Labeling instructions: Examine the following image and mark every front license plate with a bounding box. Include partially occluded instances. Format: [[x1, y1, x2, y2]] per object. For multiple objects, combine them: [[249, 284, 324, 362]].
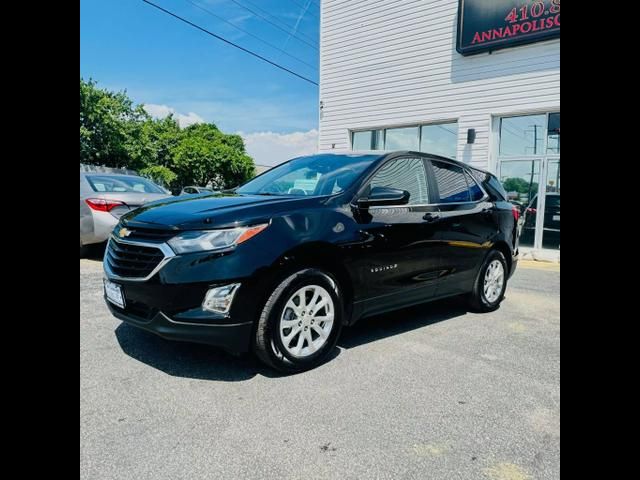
[[104, 279, 125, 308]]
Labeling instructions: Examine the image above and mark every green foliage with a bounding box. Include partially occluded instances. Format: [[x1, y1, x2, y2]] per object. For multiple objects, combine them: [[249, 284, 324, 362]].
[[503, 177, 538, 196], [138, 165, 178, 188], [139, 115, 182, 168], [80, 78, 149, 169], [80, 78, 255, 189], [172, 124, 255, 188]]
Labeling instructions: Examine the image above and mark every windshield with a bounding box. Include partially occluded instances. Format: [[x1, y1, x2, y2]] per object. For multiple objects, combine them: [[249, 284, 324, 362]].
[[236, 154, 380, 196], [87, 175, 165, 194]]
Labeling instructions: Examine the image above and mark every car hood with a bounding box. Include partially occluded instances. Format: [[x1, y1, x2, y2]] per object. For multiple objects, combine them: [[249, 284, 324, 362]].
[[121, 193, 321, 230]]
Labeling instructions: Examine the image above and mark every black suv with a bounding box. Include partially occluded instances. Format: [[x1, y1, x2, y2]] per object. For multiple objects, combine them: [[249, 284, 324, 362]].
[[103, 152, 520, 372]]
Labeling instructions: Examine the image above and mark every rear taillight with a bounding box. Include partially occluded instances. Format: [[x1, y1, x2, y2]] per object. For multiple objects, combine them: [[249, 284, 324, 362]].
[[512, 205, 520, 222], [85, 198, 124, 212]]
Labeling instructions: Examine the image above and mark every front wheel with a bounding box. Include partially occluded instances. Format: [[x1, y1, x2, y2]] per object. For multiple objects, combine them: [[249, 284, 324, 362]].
[[467, 250, 508, 312], [254, 268, 343, 373]]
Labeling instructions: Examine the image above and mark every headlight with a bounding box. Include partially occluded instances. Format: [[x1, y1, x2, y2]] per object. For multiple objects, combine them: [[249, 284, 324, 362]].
[[167, 223, 269, 254]]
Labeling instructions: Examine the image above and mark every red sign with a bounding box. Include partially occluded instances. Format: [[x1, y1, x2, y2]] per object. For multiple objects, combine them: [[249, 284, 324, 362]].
[[457, 0, 561, 56]]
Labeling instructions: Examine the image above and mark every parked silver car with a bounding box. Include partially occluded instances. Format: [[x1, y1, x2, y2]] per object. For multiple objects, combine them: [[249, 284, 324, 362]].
[[80, 172, 170, 256], [180, 186, 216, 195]]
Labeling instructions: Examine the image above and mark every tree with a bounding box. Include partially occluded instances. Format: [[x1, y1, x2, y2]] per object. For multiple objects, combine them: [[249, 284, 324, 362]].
[[138, 165, 177, 188], [139, 115, 181, 168], [503, 177, 538, 195], [171, 124, 255, 188], [80, 78, 149, 169], [80, 78, 255, 189]]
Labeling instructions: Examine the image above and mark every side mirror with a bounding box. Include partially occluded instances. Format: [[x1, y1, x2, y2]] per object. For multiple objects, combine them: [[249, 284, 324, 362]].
[[358, 186, 410, 208]]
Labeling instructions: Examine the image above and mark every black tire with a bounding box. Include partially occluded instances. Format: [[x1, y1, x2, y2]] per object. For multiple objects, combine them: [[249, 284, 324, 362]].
[[467, 249, 508, 312], [254, 268, 343, 373], [80, 241, 89, 258]]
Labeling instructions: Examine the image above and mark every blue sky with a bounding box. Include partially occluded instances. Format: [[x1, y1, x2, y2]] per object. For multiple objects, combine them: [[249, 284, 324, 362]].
[[80, 0, 321, 165]]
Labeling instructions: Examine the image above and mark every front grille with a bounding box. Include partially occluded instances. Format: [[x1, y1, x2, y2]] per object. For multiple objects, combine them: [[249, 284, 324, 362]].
[[121, 227, 177, 242], [106, 239, 165, 278]]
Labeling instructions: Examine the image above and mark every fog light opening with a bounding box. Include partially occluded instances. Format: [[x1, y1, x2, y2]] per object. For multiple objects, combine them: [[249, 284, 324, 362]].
[[202, 283, 241, 314]]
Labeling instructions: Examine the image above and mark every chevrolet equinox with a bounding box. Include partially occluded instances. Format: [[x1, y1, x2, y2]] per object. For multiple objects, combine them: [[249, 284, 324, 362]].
[[103, 152, 520, 372]]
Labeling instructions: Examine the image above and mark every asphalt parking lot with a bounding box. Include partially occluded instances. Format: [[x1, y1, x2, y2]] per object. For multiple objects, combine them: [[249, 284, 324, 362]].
[[81, 257, 559, 480]]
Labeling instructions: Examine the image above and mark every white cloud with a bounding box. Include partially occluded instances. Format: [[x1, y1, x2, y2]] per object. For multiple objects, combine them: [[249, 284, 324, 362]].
[[240, 129, 318, 167], [143, 103, 205, 128]]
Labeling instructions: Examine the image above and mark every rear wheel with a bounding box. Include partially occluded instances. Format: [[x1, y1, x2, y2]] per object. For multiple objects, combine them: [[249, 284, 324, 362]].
[[467, 250, 508, 312], [254, 268, 343, 373]]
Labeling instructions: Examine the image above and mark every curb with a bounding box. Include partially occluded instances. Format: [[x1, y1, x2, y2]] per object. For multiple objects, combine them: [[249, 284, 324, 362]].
[[518, 259, 560, 270]]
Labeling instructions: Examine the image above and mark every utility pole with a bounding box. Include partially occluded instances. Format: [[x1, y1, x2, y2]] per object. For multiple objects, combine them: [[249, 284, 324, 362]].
[[523, 124, 540, 155], [522, 124, 541, 201]]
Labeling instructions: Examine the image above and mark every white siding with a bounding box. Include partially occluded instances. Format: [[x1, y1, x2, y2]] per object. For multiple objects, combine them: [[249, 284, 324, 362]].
[[318, 0, 560, 171]]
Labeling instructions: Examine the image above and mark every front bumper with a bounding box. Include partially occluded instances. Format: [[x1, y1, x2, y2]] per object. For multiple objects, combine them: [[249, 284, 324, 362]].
[[107, 301, 253, 354], [102, 227, 289, 353]]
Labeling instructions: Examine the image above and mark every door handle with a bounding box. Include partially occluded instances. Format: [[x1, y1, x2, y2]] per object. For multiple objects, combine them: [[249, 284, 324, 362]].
[[423, 212, 441, 223], [481, 206, 493, 215]]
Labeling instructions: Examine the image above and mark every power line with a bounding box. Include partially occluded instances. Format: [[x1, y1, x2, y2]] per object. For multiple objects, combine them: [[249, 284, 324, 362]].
[[141, 0, 318, 86], [238, 0, 319, 44], [281, 0, 313, 53], [184, 0, 317, 71], [287, 0, 319, 19], [227, 0, 319, 49]]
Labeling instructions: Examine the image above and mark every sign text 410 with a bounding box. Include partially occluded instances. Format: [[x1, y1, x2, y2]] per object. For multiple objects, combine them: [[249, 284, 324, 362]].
[[505, 0, 560, 24]]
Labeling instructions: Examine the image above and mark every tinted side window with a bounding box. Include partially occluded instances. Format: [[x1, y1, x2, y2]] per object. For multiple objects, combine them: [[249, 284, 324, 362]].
[[468, 167, 507, 201], [486, 175, 507, 201], [465, 172, 484, 201], [370, 157, 429, 205], [431, 161, 470, 203]]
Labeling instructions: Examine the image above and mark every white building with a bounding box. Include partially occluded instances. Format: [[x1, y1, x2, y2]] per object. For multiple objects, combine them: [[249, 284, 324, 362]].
[[318, 0, 560, 257]]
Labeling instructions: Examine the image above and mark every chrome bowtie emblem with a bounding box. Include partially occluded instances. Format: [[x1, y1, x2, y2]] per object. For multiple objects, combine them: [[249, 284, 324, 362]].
[[118, 227, 132, 238]]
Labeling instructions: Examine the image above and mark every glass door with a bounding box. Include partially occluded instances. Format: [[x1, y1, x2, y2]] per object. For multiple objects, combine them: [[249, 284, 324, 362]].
[[497, 112, 560, 251], [499, 160, 540, 247], [540, 158, 560, 249]]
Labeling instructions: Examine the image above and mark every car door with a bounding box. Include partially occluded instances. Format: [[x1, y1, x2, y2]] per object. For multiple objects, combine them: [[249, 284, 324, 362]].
[[349, 156, 441, 317], [427, 159, 497, 296]]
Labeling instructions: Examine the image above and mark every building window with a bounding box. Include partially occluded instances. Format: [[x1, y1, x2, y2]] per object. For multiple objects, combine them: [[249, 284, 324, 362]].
[[385, 126, 419, 151], [352, 129, 384, 150], [499, 114, 546, 156], [547, 113, 560, 154], [351, 121, 458, 158], [420, 123, 458, 159]]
